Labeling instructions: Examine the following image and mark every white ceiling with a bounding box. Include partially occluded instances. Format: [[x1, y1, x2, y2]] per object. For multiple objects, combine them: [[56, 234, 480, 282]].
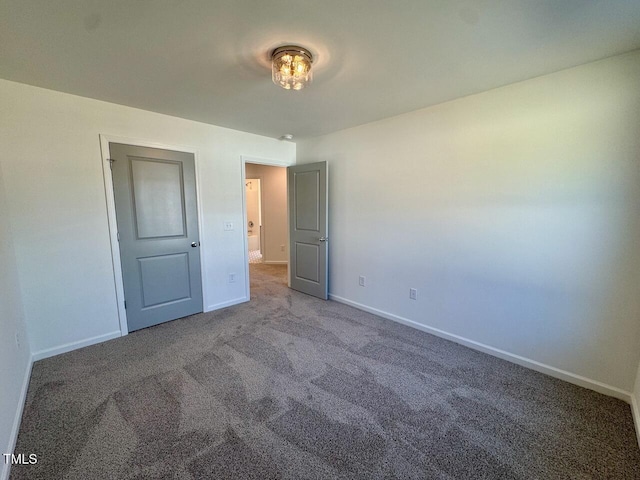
[[2, 1, 640, 139]]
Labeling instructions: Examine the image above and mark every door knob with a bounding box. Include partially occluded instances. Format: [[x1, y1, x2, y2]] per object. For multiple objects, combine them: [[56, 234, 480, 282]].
[[319, 237, 328, 242], [191, 242, 199, 247]]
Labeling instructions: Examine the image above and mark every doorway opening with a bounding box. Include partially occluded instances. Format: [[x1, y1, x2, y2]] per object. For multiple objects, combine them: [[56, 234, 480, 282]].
[[244, 162, 288, 269], [241, 157, 328, 301]]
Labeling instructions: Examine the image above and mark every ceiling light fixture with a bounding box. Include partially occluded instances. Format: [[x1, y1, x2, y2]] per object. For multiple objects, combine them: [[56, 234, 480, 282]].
[[271, 45, 313, 90]]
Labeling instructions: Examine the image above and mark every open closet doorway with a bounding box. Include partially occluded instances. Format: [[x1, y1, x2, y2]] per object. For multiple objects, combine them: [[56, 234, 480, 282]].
[[244, 162, 288, 269]]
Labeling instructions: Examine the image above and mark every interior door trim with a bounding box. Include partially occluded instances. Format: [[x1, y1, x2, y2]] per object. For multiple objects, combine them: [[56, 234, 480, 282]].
[[100, 134, 206, 337]]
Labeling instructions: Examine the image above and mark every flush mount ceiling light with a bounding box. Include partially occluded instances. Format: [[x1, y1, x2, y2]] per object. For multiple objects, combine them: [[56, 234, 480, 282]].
[[271, 45, 313, 90]]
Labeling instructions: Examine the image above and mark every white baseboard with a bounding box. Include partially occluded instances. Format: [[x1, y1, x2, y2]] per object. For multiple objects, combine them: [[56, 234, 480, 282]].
[[31, 331, 122, 362], [263, 261, 288, 265], [329, 294, 632, 403], [205, 296, 248, 312], [632, 394, 640, 448], [1, 354, 33, 480]]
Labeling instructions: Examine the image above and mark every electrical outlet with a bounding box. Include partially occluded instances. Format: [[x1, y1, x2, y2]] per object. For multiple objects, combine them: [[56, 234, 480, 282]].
[[280, 244, 285, 252], [228, 273, 236, 283], [224, 221, 234, 231], [409, 288, 418, 300], [359, 275, 366, 287], [15, 332, 21, 349]]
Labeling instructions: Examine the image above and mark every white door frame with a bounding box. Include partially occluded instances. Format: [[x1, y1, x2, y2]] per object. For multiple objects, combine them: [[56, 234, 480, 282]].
[[100, 134, 207, 336], [241, 155, 294, 301]]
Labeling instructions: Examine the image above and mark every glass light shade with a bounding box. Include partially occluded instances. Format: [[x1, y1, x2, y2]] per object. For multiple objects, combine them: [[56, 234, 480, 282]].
[[271, 46, 313, 90]]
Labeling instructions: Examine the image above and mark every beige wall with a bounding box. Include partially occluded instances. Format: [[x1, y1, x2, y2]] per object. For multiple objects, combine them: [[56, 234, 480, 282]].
[[245, 163, 288, 263], [298, 50, 640, 394]]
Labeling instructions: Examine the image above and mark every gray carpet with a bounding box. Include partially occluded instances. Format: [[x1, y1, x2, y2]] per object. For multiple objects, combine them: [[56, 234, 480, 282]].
[[11, 264, 640, 479]]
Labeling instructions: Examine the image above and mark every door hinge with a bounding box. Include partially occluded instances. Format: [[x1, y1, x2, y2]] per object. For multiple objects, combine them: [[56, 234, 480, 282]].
[[117, 231, 120, 242], [107, 158, 115, 170], [124, 300, 127, 309]]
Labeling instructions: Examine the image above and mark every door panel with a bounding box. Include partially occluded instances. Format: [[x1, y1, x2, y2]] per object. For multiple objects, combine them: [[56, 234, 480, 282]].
[[130, 158, 186, 238], [138, 253, 191, 308], [288, 162, 328, 299], [294, 171, 320, 231], [110, 143, 203, 332], [295, 243, 319, 282]]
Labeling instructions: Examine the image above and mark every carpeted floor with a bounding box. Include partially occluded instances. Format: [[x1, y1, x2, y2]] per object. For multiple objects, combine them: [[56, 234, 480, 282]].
[[11, 264, 640, 479]]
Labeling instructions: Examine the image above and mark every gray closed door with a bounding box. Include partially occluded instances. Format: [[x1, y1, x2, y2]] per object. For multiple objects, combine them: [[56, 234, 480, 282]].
[[110, 143, 203, 332], [288, 161, 328, 299]]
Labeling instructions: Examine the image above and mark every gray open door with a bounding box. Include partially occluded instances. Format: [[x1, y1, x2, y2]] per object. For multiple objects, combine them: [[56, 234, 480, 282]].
[[288, 161, 328, 299], [110, 143, 203, 332]]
